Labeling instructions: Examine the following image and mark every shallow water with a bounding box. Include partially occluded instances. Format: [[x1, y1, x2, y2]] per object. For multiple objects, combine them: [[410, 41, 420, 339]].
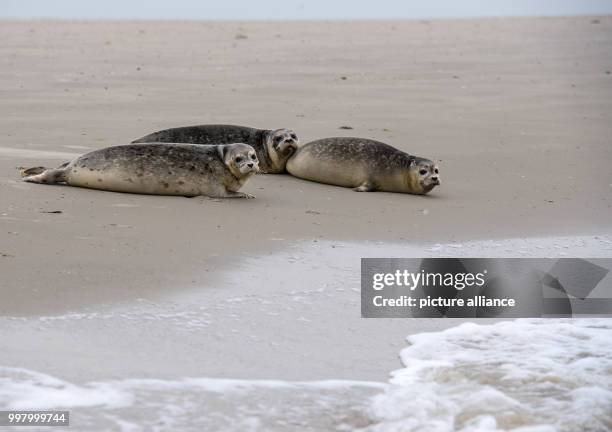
[[1, 319, 610, 431], [1, 235, 611, 431], [0, 368, 383, 431]]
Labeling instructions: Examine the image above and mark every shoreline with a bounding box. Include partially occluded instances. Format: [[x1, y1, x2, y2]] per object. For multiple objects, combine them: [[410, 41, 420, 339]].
[[3, 229, 612, 316], [1, 12, 611, 383], [1, 234, 610, 385]]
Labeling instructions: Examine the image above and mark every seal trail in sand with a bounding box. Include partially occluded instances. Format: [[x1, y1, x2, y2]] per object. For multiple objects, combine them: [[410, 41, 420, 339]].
[[20, 143, 259, 198], [132, 124, 299, 174], [286, 137, 440, 195]]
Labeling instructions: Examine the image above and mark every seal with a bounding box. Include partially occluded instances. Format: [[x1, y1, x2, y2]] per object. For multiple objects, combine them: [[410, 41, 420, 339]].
[[286, 137, 440, 195], [20, 143, 259, 198], [132, 124, 298, 174]]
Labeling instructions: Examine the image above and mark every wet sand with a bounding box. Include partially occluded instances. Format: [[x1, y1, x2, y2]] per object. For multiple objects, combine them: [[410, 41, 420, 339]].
[[1, 235, 610, 384]]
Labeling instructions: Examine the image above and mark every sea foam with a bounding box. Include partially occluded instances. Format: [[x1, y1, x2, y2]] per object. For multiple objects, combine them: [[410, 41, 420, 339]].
[[366, 319, 612, 432]]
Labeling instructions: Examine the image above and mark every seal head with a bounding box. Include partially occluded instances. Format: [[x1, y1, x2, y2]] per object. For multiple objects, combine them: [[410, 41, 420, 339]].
[[262, 128, 299, 173], [408, 158, 441, 195], [219, 143, 260, 180]]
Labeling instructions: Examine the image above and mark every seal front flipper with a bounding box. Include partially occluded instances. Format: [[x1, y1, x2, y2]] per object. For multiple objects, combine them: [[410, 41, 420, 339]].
[[219, 191, 256, 199], [354, 182, 376, 192]]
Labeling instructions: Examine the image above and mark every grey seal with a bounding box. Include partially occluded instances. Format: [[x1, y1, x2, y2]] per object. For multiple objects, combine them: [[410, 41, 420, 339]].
[[286, 137, 440, 195], [20, 143, 259, 198], [132, 124, 298, 174]]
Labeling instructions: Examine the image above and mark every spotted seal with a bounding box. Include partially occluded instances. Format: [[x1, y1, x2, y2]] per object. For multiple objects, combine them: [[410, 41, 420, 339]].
[[286, 137, 440, 194], [132, 124, 298, 174], [21, 143, 259, 198]]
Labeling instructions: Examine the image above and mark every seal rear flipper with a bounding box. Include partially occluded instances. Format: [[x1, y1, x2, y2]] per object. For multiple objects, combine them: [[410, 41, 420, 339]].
[[22, 168, 67, 184], [20, 161, 69, 178], [19, 166, 47, 177]]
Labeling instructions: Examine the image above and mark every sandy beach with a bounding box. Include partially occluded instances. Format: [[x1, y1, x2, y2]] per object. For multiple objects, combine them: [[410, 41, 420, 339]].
[[1, 16, 611, 313], [1, 16, 612, 431]]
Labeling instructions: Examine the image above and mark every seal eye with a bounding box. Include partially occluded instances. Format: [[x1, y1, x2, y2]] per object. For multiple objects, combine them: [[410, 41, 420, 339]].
[[274, 136, 283, 142], [235, 156, 243, 163], [250, 154, 257, 160], [290, 133, 297, 140], [419, 169, 428, 176], [434, 168, 438, 174]]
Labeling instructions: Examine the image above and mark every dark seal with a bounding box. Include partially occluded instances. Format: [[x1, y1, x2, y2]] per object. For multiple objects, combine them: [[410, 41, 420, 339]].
[[132, 124, 298, 174]]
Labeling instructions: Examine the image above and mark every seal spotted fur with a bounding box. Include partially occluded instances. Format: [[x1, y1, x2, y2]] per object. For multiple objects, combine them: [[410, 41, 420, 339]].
[[21, 143, 259, 198], [286, 137, 440, 195], [132, 124, 298, 174]]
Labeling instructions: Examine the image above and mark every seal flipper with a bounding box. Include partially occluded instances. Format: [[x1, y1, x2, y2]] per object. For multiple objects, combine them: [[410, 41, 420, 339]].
[[354, 182, 376, 192], [216, 190, 256, 199], [226, 191, 256, 199], [20, 166, 47, 177], [20, 161, 69, 178], [22, 167, 67, 184]]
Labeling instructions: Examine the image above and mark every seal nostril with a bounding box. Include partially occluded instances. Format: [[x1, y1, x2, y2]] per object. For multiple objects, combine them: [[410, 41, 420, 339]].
[[247, 163, 253, 168]]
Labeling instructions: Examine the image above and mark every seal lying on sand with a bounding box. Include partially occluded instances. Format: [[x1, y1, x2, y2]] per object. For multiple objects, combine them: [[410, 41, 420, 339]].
[[21, 143, 259, 198], [132, 124, 298, 174], [286, 137, 440, 195]]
